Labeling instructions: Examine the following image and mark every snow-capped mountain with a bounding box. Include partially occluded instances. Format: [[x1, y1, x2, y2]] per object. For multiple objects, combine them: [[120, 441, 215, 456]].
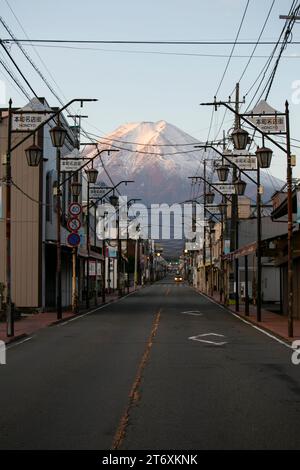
[[88, 120, 283, 205]]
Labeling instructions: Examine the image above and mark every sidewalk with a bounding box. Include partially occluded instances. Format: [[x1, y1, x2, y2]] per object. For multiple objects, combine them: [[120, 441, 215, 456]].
[[0, 286, 140, 344], [197, 289, 300, 344]]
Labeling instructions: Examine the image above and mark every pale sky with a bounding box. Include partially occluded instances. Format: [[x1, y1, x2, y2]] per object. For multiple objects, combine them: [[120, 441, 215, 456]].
[[0, 0, 299, 181]]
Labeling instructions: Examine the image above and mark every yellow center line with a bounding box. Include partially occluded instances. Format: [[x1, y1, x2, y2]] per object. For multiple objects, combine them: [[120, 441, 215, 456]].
[[111, 308, 162, 450]]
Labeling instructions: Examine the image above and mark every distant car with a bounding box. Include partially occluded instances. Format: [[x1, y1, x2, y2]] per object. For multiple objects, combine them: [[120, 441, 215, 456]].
[[174, 273, 183, 282]]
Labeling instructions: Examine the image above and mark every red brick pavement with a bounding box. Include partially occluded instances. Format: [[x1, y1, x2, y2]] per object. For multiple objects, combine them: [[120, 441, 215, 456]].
[[196, 289, 300, 344]]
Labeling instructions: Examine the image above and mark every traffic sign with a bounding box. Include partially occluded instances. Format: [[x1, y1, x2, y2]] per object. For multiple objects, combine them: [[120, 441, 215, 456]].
[[68, 202, 82, 216], [67, 232, 81, 247], [67, 217, 81, 232]]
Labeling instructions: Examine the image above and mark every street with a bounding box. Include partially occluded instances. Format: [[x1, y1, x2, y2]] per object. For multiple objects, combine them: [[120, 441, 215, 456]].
[[0, 277, 299, 450]]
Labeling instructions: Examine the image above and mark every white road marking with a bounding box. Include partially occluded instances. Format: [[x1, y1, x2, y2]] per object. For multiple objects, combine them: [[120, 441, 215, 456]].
[[193, 289, 292, 349], [189, 332, 227, 346], [58, 290, 140, 327], [181, 310, 203, 316], [7, 336, 33, 350]]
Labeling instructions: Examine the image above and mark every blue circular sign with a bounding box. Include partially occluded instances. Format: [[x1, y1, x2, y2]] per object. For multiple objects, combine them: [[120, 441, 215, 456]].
[[67, 232, 81, 247]]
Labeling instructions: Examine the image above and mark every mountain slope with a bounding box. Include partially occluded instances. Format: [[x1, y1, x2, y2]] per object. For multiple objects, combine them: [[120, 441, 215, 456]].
[[89, 120, 283, 205]]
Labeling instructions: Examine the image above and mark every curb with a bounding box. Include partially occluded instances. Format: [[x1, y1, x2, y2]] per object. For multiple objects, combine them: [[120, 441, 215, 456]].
[[1, 285, 146, 343], [192, 287, 294, 346], [3, 333, 28, 345]]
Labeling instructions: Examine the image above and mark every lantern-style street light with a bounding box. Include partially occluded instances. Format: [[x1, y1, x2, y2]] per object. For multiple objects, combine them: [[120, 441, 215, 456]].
[[85, 167, 98, 184], [109, 194, 119, 207], [25, 143, 42, 167], [256, 146, 273, 168], [217, 165, 229, 182], [231, 127, 249, 150], [206, 190, 215, 205], [70, 181, 82, 197], [50, 123, 67, 148], [219, 202, 227, 215], [235, 177, 247, 196]]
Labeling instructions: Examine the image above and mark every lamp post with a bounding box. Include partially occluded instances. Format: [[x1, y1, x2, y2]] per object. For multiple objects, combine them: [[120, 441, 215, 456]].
[[5, 98, 96, 335], [50, 117, 67, 320], [208, 218, 215, 296], [194, 136, 271, 322], [202, 99, 292, 328], [85, 165, 99, 309], [188, 175, 232, 296]]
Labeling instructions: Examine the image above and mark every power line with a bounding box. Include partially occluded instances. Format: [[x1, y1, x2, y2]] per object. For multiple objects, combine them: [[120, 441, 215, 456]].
[[2, 39, 300, 45], [0, 39, 37, 97], [3, 0, 69, 104], [15, 42, 300, 59], [206, 0, 250, 144]]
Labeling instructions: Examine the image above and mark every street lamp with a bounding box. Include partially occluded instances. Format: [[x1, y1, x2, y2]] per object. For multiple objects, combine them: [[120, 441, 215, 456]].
[[70, 181, 82, 197], [208, 218, 215, 232], [25, 143, 42, 167], [219, 202, 227, 215], [256, 146, 273, 168], [50, 120, 68, 320], [206, 190, 215, 204], [217, 165, 229, 182], [85, 167, 98, 184], [231, 127, 249, 150], [235, 177, 247, 196], [109, 194, 119, 207], [49, 123, 67, 148]]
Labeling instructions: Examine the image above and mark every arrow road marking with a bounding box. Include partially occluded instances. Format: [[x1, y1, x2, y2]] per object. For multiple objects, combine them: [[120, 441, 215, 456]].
[[189, 333, 227, 346]]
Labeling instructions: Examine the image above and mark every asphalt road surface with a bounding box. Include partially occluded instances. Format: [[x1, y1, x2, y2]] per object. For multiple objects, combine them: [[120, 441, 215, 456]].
[[1, 277, 300, 450]]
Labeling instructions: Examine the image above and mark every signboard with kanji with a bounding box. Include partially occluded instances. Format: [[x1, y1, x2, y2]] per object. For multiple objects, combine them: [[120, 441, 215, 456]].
[[89, 187, 109, 199], [227, 155, 257, 170], [12, 112, 51, 131], [246, 100, 285, 134], [214, 184, 235, 195], [206, 205, 220, 214], [61, 159, 83, 172]]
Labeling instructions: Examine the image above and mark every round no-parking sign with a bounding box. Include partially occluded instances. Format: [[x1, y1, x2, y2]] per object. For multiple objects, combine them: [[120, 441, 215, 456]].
[[67, 232, 81, 247]]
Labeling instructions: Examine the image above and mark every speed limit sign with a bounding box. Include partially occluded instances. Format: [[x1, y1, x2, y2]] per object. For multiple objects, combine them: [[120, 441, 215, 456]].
[[67, 217, 81, 232], [69, 202, 82, 217]]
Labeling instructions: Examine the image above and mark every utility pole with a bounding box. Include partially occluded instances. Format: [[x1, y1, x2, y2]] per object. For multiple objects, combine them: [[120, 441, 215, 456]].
[[69, 114, 88, 315], [256, 139, 262, 321], [286, 101, 293, 337], [72, 171, 79, 314], [203, 160, 207, 293], [231, 83, 239, 312], [6, 99, 13, 336]]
